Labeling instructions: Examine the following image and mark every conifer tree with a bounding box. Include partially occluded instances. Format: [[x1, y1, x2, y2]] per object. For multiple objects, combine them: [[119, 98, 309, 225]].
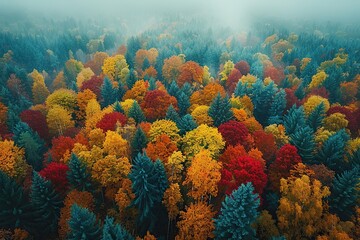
[[177, 114, 198, 135], [290, 126, 315, 163], [177, 91, 190, 116], [268, 89, 286, 125], [68, 204, 102, 240], [283, 105, 306, 135], [165, 104, 180, 123], [214, 182, 260, 240], [128, 100, 146, 124], [113, 101, 125, 114], [208, 93, 233, 127], [101, 77, 117, 107], [126, 68, 137, 89], [30, 171, 63, 233], [67, 153, 93, 192], [102, 216, 134, 240], [307, 102, 325, 131], [130, 127, 148, 158]]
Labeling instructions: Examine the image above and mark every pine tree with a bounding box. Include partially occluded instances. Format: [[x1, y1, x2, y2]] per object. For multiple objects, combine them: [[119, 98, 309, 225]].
[[181, 82, 192, 97], [102, 216, 134, 240], [208, 93, 233, 127], [153, 160, 169, 199], [234, 81, 250, 97], [283, 105, 306, 135], [214, 182, 260, 240], [177, 114, 197, 135], [68, 204, 102, 240], [130, 127, 148, 158], [307, 102, 325, 131], [67, 153, 93, 192], [177, 91, 190, 116], [329, 166, 360, 220], [0, 170, 35, 232], [268, 89, 286, 125], [290, 126, 315, 163], [167, 81, 180, 98], [148, 77, 156, 90], [113, 101, 125, 114], [126, 68, 137, 89], [30, 171, 63, 233], [165, 104, 180, 123], [101, 77, 117, 107], [317, 129, 350, 172], [128, 101, 145, 124]]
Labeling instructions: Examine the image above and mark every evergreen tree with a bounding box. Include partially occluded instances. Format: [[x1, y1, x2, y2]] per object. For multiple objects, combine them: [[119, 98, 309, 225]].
[[142, 58, 150, 70], [234, 81, 250, 97], [126, 68, 137, 89], [283, 105, 306, 135], [113, 101, 125, 114], [153, 160, 169, 199], [268, 89, 286, 125], [102, 216, 134, 240], [167, 81, 180, 98], [67, 153, 93, 192], [177, 91, 190, 116], [101, 77, 117, 107], [130, 127, 148, 159], [128, 100, 146, 124], [148, 77, 156, 90], [0, 170, 35, 232], [214, 182, 260, 240], [181, 82, 192, 97], [329, 166, 360, 220], [165, 104, 180, 123], [117, 81, 126, 101], [317, 129, 350, 172], [307, 102, 325, 131], [208, 93, 233, 127], [290, 126, 315, 163], [294, 83, 305, 100], [177, 114, 198, 135], [30, 171, 63, 233], [68, 204, 102, 240]]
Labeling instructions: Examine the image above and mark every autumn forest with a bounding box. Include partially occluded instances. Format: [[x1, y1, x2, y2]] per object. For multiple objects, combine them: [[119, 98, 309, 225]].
[[0, 1, 360, 239]]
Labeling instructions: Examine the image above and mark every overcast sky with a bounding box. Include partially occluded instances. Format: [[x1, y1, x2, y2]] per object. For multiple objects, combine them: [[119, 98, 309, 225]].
[[0, 0, 359, 30]]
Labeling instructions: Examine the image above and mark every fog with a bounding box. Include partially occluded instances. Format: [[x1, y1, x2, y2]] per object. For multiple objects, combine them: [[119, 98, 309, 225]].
[[1, 0, 359, 33]]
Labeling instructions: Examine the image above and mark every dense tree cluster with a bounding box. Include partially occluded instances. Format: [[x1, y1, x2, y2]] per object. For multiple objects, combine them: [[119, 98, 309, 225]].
[[0, 15, 359, 240]]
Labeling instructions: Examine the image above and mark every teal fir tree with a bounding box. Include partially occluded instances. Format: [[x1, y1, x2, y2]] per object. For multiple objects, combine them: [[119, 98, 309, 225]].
[[113, 101, 125, 114], [181, 82, 193, 97], [165, 104, 180, 123], [307, 102, 325, 131], [268, 89, 286, 125], [101, 77, 117, 107], [148, 77, 157, 90], [208, 93, 233, 127], [290, 126, 315, 163], [30, 171, 63, 233], [67, 153, 93, 192], [283, 105, 306, 135], [128, 100, 146, 124], [126, 68, 137, 89], [329, 166, 360, 220], [68, 204, 102, 240], [177, 114, 197, 135], [102, 216, 134, 240], [214, 182, 260, 240], [130, 127, 148, 159], [177, 91, 190, 116], [167, 81, 180, 98], [317, 129, 350, 172]]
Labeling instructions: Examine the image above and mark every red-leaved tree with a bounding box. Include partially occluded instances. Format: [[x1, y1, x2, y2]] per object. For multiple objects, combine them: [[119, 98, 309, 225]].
[[218, 120, 249, 147], [39, 162, 70, 194], [96, 112, 127, 132], [20, 109, 50, 142], [141, 90, 178, 121]]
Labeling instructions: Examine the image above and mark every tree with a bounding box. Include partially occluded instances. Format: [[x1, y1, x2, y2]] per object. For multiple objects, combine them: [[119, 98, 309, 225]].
[[96, 112, 127, 132], [191, 105, 213, 126], [226, 68, 242, 94], [103, 131, 129, 158], [253, 130, 277, 162], [102, 54, 129, 82], [329, 166, 360, 220], [101, 77, 117, 107], [181, 124, 225, 158], [162, 183, 183, 220], [49, 136, 75, 163], [0, 140, 28, 179], [141, 90, 178, 121], [183, 150, 222, 201], [208, 93, 233, 127], [307, 102, 325, 131], [123, 80, 148, 104], [39, 162, 70, 194], [126, 68, 138, 89], [76, 89, 97, 122], [214, 182, 260, 240], [148, 119, 180, 142], [176, 202, 215, 240], [317, 129, 350, 171], [177, 61, 203, 87], [277, 175, 330, 240], [303, 95, 330, 116], [102, 216, 134, 240], [0, 171, 35, 234], [30, 69, 50, 104], [177, 91, 190, 116], [218, 120, 249, 147], [80, 75, 104, 99], [290, 126, 315, 163], [30, 171, 63, 233], [190, 82, 226, 107], [46, 88, 78, 113], [268, 144, 302, 191], [283, 105, 306, 135], [46, 105, 75, 137], [68, 204, 101, 240], [176, 114, 197, 135], [146, 134, 178, 162], [131, 127, 148, 158], [67, 153, 93, 192], [162, 55, 184, 83], [128, 101, 146, 124], [235, 60, 250, 75], [220, 155, 267, 195], [323, 113, 349, 132], [165, 104, 180, 123], [268, 89, 286, 125]]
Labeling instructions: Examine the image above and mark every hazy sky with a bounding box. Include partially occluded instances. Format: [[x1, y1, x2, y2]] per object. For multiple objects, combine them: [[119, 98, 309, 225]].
[[0, 0, 359, 30]]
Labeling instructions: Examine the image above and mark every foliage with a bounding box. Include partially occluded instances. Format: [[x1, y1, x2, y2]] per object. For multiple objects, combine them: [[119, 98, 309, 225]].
[[102, 216, 134, 240], [146, 134, 178, 162], [67, 153, 93, 192], [141, 90, 178, 121], [68, 204, 101, 240], [96, 112, 127, 132], [128, 100, 146, 124], [39, 162, 70, 194], [218, 120, 249, 147], [214, 182, 260, 240], [208, 93, 233, 127], [0, 140, 27, 179]]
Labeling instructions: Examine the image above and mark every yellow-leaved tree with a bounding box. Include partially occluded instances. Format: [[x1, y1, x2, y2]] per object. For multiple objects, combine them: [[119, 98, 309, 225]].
[[183, 150, 222, 201], [102, 54, 129, 83], [277, 174, 330, 239], [0, 140, 28, 179], [181, 124, 225, 159], [46, 105, 75, 136], [148, 119, 180, 142], [30, 69, 50, 104]]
